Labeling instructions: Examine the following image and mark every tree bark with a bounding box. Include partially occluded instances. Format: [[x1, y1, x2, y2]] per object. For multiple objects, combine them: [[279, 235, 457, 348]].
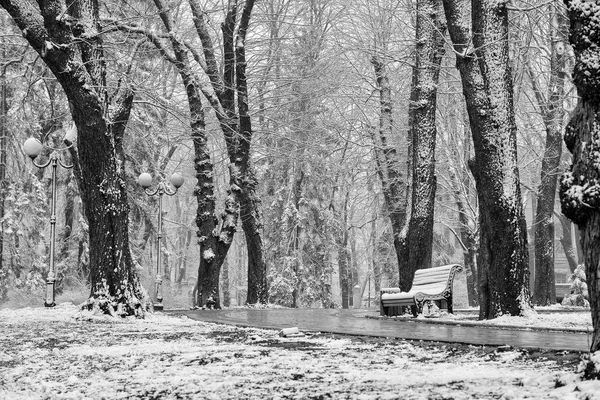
[[221, 257, 230, 307], [190, 0, 267, 305], [559, 0, 600, 354], [0, 76, 7, 301], [558, 214, 578, 273], [369, 57, 408, 289], [1, 0, 149, 315], [235, 0, 268, 304], [403, 0, 446, 288], [443, 0, 531, 318], [531, 4, 568, 305], [147, 0, 241, 309]]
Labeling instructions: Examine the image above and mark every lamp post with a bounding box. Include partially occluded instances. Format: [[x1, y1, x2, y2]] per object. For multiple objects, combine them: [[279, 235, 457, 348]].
[[138, 172, 184, 311], [23, 137, 73, 308]]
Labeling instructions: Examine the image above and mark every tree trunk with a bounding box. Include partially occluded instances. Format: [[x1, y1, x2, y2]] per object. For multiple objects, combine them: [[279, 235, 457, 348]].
[[1, 0, 149, 315], [149, 0, 241, 309], [221, 257, 230, 307], [443, 0, 532, 318], [187, 0, 267, 305], [403, 0, 446, 286], [559, 0, 600, 355], [370, 209, 382, 305], [370, 57, 408, 289], [0, 76, 7, 301], [455, 186, 479, 306], [558, 215, 578, 273], [532, 4, 568, 306], [235, 0, 268, 305], [338, 245, 350, 309]]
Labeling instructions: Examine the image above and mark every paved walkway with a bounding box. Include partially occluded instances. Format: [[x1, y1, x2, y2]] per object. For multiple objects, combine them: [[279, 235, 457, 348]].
[[176, 308, 592, 352]]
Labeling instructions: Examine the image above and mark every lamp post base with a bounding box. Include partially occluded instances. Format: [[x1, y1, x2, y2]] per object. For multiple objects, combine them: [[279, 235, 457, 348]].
[[44, 281, 56, 308]]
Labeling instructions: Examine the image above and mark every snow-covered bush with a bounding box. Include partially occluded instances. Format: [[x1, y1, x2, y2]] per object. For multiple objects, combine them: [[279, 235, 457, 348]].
[[561, 264, 589, 307]]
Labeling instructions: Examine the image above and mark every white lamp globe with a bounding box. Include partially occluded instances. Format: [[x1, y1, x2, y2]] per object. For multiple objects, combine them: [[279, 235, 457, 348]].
[[138, 172, 153, 188], [170, 173, 184, 188], [23, 138, 43, 159]]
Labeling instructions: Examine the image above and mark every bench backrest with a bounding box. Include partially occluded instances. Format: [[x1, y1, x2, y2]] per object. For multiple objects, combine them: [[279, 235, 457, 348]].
[[411, 264, 462, 292]]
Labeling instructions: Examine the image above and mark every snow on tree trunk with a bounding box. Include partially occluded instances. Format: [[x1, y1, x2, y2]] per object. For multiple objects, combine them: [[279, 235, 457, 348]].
[[0, 76, 7, 301], [370, 55, 408, 290], [532, 4, 568, 306], [148, 0, 243, 309], [471, 0, 531, 318], [1, 0, 149, 315], [236, 3, 268, 303], [443, 0, 531, 318], [560, 0, 600, 354], [402, 0, 446, 288]]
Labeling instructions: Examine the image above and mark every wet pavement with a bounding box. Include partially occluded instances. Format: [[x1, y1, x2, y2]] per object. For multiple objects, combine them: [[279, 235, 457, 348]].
[[175, 308, 592, 352]]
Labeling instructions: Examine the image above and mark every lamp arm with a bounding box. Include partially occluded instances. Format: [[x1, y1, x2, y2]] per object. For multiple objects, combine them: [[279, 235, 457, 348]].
[[31, 157, 52, 169], [144, 187, 160, 196], [58, 157, 74, 169], [164, 186, 179, 196]]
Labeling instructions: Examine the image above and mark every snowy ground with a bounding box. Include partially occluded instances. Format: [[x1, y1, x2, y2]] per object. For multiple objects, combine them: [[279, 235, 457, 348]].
[[1, 303, 599, 399]]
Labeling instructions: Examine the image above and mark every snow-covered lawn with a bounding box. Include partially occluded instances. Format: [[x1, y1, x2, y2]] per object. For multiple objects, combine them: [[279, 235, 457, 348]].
[[0, 303, 599, 399]]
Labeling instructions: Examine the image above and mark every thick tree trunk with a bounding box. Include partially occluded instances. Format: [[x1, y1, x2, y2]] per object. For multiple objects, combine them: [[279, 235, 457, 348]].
[[188, 0, 267, 305], [560, 0, 600, 355], [1, 0, 149, 315], [532, 5, 568, 305], [150, 0, 241, 309], [236, 0, 268, 305], [370, 57, 408, 288], [403, 0, 446, 286], [443, 0, 531, 318]]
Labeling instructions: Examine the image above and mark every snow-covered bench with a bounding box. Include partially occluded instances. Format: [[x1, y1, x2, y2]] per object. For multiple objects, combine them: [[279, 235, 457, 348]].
[[380, 264, 463, 317]]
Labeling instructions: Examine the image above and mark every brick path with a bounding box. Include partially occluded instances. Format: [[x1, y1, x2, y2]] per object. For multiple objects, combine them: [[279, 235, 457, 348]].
[[177, 308, 591, 352]]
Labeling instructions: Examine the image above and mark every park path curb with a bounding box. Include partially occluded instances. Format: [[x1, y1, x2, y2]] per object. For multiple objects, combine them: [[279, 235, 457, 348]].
[[170, 308, 593, 352]]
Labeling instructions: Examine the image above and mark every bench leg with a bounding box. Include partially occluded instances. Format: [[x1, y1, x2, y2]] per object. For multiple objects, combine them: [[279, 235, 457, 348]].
[[447, 296, 453, 314], [410, 305, 418, 317], [415, 300, 424, 315]]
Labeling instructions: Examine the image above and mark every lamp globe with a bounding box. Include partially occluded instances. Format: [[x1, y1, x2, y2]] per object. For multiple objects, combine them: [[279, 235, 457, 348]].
[[170, 173, 184, 189], [138, 172, 153, 189], [23, 138, 43, 159]]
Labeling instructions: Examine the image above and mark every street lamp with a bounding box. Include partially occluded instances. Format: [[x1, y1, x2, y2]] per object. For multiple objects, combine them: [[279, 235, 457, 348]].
[[23, 137, 74, 308], [138, 172, 184, 311]]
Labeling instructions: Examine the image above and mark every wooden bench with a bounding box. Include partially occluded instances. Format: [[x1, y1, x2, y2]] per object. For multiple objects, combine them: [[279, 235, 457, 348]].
[[380, 264, 463, 317]]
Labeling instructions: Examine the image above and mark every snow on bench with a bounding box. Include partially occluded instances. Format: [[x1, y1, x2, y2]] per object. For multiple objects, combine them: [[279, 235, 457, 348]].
[[380, 264, 463, 317]]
